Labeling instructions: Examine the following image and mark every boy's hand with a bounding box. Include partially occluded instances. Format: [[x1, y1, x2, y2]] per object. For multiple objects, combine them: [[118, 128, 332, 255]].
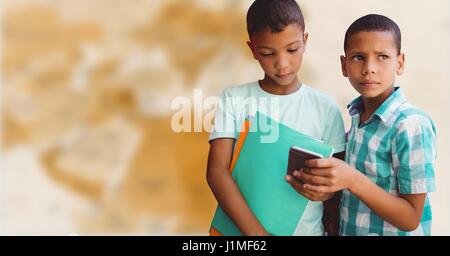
[[297, 158, 357, 193], [285, 172, 334, 201]]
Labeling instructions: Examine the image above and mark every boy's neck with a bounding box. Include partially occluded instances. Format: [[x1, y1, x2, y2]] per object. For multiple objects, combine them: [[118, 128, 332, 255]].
[[259, 75, 301, 95], [360, 86, 395, 123]]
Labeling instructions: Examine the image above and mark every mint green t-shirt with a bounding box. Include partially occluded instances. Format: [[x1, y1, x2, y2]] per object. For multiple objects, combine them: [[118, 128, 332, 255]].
[[209, 81, 346, 235]]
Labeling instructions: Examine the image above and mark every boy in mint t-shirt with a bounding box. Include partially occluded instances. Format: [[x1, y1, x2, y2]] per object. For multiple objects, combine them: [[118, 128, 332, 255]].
[[207, 0, 345, 236]]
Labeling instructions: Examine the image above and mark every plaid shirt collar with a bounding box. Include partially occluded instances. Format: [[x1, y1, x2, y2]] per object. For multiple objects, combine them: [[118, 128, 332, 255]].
[[347, 86, 407, 123]]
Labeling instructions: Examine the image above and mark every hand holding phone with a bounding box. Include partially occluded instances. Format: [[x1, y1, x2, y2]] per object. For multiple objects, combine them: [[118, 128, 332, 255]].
[[287, 146, 322, 176]]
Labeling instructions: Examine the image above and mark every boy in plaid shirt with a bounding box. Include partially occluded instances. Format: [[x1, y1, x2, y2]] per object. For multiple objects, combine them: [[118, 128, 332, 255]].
[[293, 14, 437, 235]]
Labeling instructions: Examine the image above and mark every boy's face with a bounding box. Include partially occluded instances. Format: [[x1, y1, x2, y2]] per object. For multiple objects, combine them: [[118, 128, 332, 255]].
[[247, 24, 308, 88], [341, 31, 405, 100]]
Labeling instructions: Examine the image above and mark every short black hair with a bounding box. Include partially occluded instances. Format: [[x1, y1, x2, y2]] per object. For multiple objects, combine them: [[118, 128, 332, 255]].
[[246, 0, 305, 37], [344, 14, 402, 54]]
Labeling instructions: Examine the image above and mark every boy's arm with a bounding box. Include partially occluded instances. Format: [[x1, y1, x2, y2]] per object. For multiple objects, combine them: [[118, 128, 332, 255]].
[[302, 117, 436, 232], [206, 138, 269, 236], [322, 191, 341, 236], [300, 158, 426, 231], [349, 171, 426, 231], [317, 101, 346, 235], [321, 151, 345, 236]]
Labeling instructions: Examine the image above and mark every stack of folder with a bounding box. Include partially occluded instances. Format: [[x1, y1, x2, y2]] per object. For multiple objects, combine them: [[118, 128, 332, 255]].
[[209, 111, 334, 236]]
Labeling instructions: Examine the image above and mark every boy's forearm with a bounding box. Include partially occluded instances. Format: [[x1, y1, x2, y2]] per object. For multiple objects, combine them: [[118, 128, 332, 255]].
[[349, 171, 423, 231], [207, 167, 268, 235], [322, 151, 344, 236], [322, 191, 341, 236]]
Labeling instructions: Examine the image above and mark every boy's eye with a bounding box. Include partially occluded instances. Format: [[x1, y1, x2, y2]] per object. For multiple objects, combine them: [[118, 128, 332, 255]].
[[378, 55, 389, 60], [351, 55, 364, 61], [288, 48, 299, 53], [260, 52, 274, 57]]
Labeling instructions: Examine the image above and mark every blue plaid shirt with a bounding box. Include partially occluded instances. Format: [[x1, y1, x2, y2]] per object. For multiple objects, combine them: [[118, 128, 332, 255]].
[[340, 87, 437, 236]]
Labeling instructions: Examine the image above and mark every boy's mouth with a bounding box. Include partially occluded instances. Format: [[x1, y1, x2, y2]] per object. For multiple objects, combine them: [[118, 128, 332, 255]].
[[275, 73, 293, 80], [359, 80, 380, 86]]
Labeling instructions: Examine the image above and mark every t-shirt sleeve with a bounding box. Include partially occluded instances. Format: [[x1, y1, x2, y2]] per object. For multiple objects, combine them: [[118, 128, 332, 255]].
[[208, 89, 237, 142], [392, 115, 437, 194], [322, 103, 346, 153]]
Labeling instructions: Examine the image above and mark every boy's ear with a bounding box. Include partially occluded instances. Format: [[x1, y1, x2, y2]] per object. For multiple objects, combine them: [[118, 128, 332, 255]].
[[247, 41, 257, 59], [303, 32, 309, 46], [340, 55, 348, 77], [396, 53, 405, 76]]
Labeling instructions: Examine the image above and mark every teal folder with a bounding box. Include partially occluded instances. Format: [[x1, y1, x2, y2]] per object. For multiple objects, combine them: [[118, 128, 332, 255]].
[[210, 111, 334, 236]]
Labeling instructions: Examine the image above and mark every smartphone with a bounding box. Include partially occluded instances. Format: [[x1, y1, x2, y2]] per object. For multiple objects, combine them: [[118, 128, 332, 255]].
[[286, 146, 323, 176]]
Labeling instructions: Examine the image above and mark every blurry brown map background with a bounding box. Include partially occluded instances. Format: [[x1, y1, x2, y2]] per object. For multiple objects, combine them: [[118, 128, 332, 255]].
[[1, 0, 449, 235]]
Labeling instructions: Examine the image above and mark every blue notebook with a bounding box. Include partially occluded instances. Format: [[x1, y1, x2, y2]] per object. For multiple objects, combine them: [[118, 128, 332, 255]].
[[210, 111, 335, 236]]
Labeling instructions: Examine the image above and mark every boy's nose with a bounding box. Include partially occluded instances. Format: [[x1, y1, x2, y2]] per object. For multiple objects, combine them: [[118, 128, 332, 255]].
[[362, 60, 376, 75], [275, 56, 289, 70]]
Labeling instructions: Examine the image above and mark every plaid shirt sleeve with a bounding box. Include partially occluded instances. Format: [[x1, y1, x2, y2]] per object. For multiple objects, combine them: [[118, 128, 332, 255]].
[[392, 114, 437, 194]]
